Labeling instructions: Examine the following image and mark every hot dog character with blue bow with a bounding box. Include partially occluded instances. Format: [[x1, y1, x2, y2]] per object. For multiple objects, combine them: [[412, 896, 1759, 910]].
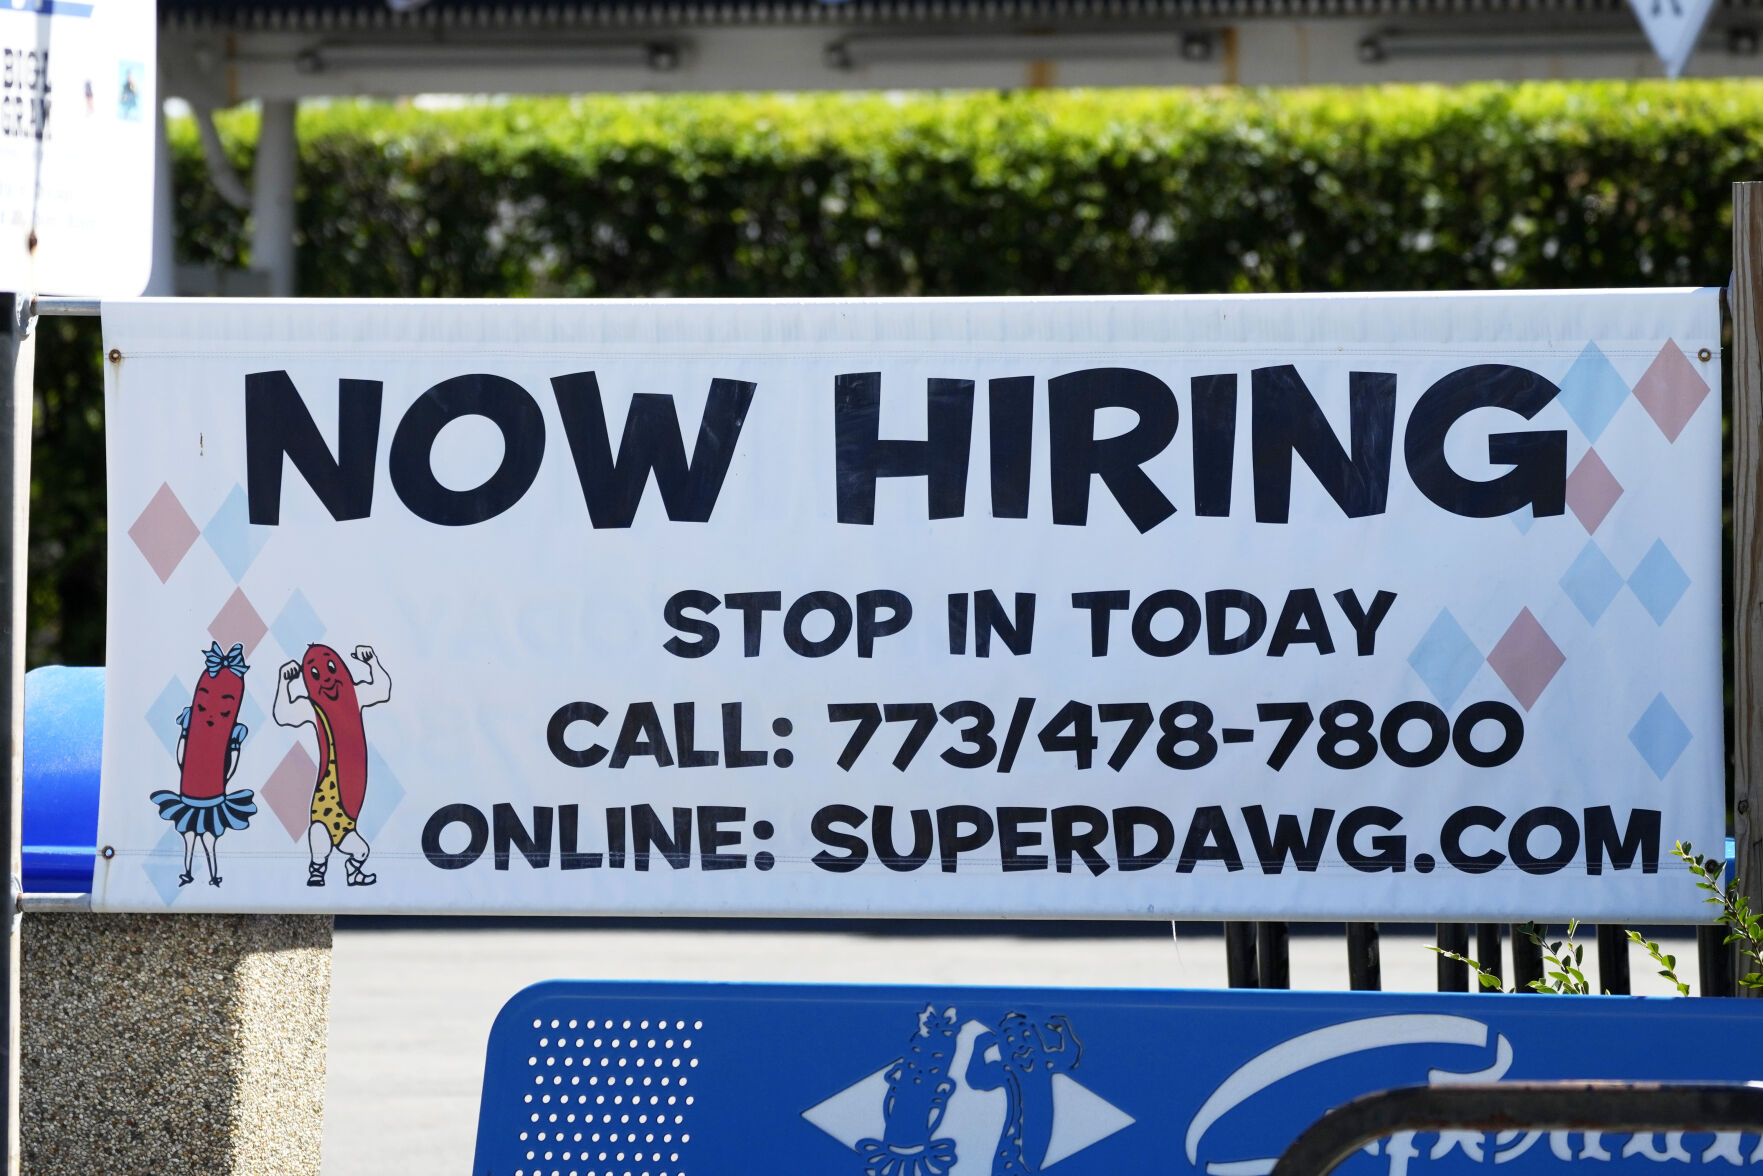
[[274, 643, 392, 887], [150, 642, 259, 888]]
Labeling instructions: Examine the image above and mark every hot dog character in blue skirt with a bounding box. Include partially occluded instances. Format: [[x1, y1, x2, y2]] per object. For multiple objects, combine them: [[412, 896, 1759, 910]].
[[150, 642, 258, 887]]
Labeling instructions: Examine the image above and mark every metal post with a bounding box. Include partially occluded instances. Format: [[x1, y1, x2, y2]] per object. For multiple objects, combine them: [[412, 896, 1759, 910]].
[[1700, 924, 1736, 997], [1345, 923, 1381, 991], [1735, 180, 1763, 999], [145, 99, 177, 296], [1225, 922, 1258, 988], [0, 291, 32, 1176], [1255, 921, 1290, 989], [1512, 923, 1545, 992], [1436, 923, 1469, 992], [1475, 924, 1503, 992], [251, 99, 299, 298], [1597, 925, 1631, 995]]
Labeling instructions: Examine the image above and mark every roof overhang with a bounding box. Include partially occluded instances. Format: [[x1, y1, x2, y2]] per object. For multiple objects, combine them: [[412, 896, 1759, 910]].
[[158, 0, 1763, 102]]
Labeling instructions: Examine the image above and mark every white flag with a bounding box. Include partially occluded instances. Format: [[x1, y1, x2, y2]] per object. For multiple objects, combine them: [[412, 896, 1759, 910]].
[[1628, 0, 1716, 78]]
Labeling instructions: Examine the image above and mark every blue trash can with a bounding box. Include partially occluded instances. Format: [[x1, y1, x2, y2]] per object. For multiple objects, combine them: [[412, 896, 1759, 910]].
[[22, 666, 102, 894]]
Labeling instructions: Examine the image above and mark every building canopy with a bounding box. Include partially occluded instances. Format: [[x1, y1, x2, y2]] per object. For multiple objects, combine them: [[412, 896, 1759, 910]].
[[160, 0, 1763, 103]]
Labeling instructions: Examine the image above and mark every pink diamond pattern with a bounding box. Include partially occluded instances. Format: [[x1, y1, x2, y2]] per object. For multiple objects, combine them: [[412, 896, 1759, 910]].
[[209, 588, 268, 658], [1632, 340, 1711, 443], [1565, 449, 1623, 534], [128, 483, 199, 583], [261, 743, 317, 840], [1487, 608, 1565, 711]]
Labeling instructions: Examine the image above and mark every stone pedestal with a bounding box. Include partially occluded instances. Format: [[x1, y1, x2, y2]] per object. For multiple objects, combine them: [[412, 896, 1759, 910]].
[[20, 913, 331, 1175]]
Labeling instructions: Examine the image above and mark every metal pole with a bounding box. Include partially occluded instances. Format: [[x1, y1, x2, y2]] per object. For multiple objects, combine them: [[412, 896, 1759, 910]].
[[1225, 921, 1257, 988], [29, 298, 98, 319], [1700, 924, 1736, 997], [252, 99, 300, 298], [1512, 922, 1545, 992], [146, 99, 177, 297], [1272, 1082, 1763, 1176], [1345, 923, 1381, 991], [0, 290, 33, 1176], [1474, 923, 1503, 992], [1435, 923, 1469, 992], [1255, 921, 1290, 989], [1733, 180, 1763, 998], [1597, 925, 1631, 995]]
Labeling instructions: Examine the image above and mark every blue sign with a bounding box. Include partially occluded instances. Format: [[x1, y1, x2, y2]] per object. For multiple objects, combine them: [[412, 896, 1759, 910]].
[[474, 981, 1763, 1176]]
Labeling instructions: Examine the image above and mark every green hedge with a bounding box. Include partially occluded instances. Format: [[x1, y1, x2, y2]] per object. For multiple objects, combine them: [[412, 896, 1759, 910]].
[[29, 81, 1763, 663]]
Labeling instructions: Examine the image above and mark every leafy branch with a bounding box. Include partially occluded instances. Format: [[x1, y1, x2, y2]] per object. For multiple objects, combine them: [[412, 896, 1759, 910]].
[[1429, 920, 1592, 995], [1428, 842, 1763, 997], [1625, 929, 1689, 997], [1676, 840, 1763, 991]]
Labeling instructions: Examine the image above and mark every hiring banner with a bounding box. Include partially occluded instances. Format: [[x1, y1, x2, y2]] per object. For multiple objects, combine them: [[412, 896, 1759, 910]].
[[93, 292, 1722, 917]]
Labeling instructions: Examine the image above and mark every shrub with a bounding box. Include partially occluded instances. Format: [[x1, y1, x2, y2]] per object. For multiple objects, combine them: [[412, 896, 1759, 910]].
[[32, 81, 1763, 664]]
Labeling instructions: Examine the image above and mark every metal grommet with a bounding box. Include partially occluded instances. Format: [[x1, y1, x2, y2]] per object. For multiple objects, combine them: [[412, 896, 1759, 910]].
[[106, 348, 121, 364], [1698, 347, 1713, 362], [100, 846, 115, 859]]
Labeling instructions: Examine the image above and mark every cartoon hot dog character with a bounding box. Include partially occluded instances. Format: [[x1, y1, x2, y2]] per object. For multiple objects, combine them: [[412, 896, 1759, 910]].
[[150, 641, 259, 887], [274, 643, 392, 887]]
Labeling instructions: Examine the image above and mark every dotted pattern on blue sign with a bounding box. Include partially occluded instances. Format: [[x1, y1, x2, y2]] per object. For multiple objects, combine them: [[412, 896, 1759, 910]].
[[506, 1012, 701, 1176]]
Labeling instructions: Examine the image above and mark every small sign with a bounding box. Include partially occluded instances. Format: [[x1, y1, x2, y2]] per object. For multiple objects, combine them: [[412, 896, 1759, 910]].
[[0, 0, 155, 296], [93, 293, 1723, 919], [1628, 0, 1717, 79], [474, 979, 1763, 1176]]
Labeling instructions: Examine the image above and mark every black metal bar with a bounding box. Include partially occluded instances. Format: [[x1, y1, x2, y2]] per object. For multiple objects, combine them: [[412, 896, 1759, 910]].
[[1701, 923, 1736, 997], [1345, 923, 1380, 991], [1255, 921, 1290, 989], [1225, 921, 1257, 988], [1512, 922, 1545, 991], [1273, 1082, 1763, 1176], [1474, 924, 1502, 991], [1597, 924, 1631, 995], [1435, 923, 1469, 992]]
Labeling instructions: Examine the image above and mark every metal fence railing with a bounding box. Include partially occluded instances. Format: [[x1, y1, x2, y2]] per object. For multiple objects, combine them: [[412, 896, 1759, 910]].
[[1273, 1083, 1763, 1176], [1222, 920, 1736, 996]]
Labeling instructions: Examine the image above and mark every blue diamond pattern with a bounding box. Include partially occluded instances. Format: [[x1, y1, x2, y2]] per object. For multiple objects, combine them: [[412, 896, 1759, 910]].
[[143, 829, 191, 906], [355, 746, 405, 844], [1556, 343, 1631, 442], [1627, 539, 1691, 625], [202, 485, 270, 583], [1408, 609, 1483, 708], [1559, 541, 1624, 624], [235, 690, 265, 753], [147, 676, 190, 760], [1629, 693, 1692, 780], [270, 590, 326, 660], [1511, 509, 1535, 535]]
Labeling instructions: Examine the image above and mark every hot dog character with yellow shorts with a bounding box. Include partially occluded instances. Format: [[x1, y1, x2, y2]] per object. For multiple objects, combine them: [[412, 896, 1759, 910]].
[[274, 643, 392, 887]]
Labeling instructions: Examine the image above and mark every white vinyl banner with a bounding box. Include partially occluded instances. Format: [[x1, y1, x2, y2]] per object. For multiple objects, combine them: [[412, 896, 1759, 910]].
[[95, 293, 1723, 919]]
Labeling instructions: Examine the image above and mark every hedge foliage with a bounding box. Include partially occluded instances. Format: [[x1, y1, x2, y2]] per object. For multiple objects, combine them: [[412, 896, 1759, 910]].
[[29, 81, 1763, 664]]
